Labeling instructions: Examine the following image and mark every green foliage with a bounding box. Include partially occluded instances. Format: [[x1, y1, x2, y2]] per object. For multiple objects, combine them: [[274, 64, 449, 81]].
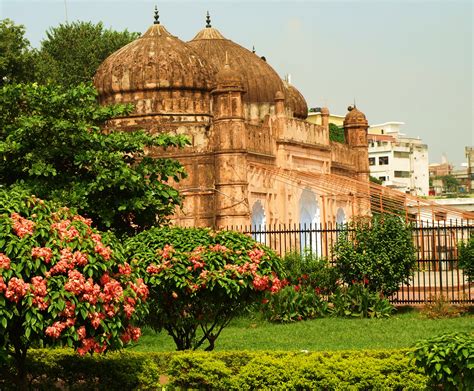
[[329, 122, 345, 143], [125, 227, 283, 351], [410, 333, 474, 390], [333, 215, 417, 295], [459, 234, 474, 282], [436, 174, 460, 194], [0, 348, 429, 390], [261, 285, 328, 322], [35, 21, 139, 87], [0, 188, 148, 387], [328, 283, 394, 318], [281, 251, 339, 295], [0, 83, 188, 235], [370, 175, 383, 185], [0, 19, 36, 85]]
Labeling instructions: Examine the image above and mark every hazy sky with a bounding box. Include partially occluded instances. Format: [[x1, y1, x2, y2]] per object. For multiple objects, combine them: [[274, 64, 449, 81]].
[[2, 0, 473, 166]]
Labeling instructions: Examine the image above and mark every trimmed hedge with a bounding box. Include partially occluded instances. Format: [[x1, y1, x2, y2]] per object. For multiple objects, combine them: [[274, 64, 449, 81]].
[[0, 349, 429, 390]]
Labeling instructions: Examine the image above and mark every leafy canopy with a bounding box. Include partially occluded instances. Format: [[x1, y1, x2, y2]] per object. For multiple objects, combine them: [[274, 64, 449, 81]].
[[35, 21, 139, 87], [0, 19, 36, 86], [333, 214, 417, 295], [0, 188, 148, 387], [0, 83, 189, 235]]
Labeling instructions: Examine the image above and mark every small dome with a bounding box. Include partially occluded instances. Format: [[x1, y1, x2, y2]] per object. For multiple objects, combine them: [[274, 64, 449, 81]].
[[94, 24, 215, 97], [188, 27, 286, 105], [344, 106, 368, 127], [215, 61, 244, 91], [283, 82, 308, 119]]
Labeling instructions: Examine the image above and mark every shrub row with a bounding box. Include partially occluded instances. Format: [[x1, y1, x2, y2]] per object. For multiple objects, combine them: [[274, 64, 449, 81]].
[[0, 348, 429, 390]]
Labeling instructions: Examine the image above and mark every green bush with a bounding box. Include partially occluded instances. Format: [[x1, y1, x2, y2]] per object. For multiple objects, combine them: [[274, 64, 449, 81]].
[[459, 235, 474, 282], [261, 285, 328, 322], [329, 283, 394, 318], [0, 348, 429, 390], [333, 214, 417, 295], [281, 251, 339, 295], [410, 332, 474, 390]]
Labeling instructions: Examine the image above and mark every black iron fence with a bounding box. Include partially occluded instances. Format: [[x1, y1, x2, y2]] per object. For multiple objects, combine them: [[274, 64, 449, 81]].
[[225, 220, 474, 304]]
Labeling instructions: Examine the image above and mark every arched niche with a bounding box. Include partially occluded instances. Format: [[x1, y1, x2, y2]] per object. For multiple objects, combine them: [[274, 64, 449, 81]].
[[251, 200, 266, 244], [336, 207, 346, 226], [299, 189, 321, 255]]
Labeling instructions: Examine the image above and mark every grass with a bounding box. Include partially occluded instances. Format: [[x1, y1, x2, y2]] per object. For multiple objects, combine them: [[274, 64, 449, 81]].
[[129, 307, 474, 352]]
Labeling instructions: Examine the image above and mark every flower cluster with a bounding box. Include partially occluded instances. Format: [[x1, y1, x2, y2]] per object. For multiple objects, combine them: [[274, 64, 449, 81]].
[[11, 213, 35, 238], [0, 253, 11, 269], [31, 247, 53, 264], [91, 233, 112, 260], [51, 219, 80, 241], [30, 276, 49, 310], [5, 277, 29, 303]]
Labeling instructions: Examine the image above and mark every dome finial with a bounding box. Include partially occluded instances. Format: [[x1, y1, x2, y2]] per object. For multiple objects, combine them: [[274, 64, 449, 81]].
[[154, 6, 160, 25], [252, 45, 256, 54], [206, 11, 211, 28]]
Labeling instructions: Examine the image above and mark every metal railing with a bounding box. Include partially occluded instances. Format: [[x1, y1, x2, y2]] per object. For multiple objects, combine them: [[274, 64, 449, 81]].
[[225, 220, 474, 304]]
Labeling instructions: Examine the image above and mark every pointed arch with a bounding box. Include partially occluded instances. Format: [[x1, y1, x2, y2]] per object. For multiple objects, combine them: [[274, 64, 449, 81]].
[[299, 189, 321, 255], [251, 200, 266, 244]]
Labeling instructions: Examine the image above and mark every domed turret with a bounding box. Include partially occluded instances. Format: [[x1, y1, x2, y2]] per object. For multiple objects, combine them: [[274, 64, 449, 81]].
[[343, 105, 368, 128], [283, 82, 308, 119], [94, 15, 215, 115], [188, 16, 307, 120]]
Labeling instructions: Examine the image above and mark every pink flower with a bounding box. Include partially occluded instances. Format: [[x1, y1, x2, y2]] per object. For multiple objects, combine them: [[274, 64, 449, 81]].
[[64, 270, 86, 295], [270, 277, 283, 294], [129, 278, 148, 300], [50, 248, 74, 275], [157, 244, 174, 260], [72, 215, 92, 227], [73, 251, 88, 267], [82, 279, 101, 304], [11, 213, 35, 238], [102, 279, 123, 303], [5, 277, 29, 303], [51, 219, 80, 241], [60, 301, 76, 318], [118, 262, 131, 275], [88, 312, 105, 329], [252, 275, 269, 291], [0, 253, 11, 269], [146, 264, 161, 274], [121, 325, 141, 344], [123, 303, 135, 319], [45, 321, 66, 339], [94, 243, 112, 260], [209, 244, 228, 252], [77, 326, 86, 340], [31, 247, 53, 264], [33, 296, 49, 311], [248, 248, 264, 263], [30, 276, 48, 297], [0, 277, 7, 292]]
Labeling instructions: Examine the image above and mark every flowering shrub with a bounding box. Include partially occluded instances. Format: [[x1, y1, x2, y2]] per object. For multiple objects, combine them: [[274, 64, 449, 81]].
[[125, 227, 283, 351], [0, 188, 148, 387]]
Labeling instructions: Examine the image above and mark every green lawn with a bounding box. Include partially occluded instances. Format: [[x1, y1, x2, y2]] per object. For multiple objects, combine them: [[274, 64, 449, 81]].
[[129, 308, 474, 352]]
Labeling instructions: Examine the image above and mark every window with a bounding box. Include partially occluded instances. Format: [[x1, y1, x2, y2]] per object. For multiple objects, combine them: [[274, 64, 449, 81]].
[[369, 157, 376, 166], [394, 171, 410, 178], [394, 151, 410, 159], [379, 156, 389, 165], [379, 176, 386, 182]]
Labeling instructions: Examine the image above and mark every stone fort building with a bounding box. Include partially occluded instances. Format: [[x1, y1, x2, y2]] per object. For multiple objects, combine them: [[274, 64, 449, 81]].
[[94, 13, 370, 230]]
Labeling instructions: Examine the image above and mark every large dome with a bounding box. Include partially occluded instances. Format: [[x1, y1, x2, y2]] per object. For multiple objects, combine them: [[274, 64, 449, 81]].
[[94, 23, 215, 114], [188, 26, 307, 119]]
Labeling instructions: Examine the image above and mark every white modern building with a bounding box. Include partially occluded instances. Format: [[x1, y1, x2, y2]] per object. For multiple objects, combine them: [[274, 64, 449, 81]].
[[368, 122, 429, 196]]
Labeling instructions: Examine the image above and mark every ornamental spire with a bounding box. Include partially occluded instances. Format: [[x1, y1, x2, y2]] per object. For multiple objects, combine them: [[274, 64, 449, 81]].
[[206, 11, 211, 28], [154, 6, 160, 25]]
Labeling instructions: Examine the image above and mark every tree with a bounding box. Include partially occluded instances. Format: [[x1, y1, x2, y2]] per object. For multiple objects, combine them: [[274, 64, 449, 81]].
[[437, 175, 459, 194], [0, 188, 149, 389], [333, 215, 417, 296], [329, 123, 345, 143], [125, 227, 284, 351], [35, 21, 139, 87], [459, 235, 474, 282], [0, 83, 188, 236], [0, 19, 36, 85]]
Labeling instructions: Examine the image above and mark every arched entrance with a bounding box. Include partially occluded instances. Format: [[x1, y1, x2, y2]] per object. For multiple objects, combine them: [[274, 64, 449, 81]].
[[251, 200, 266, 244], [299, 189, 321, 255]]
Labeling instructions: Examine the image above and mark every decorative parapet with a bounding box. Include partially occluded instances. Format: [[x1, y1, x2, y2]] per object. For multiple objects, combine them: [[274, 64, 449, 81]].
[[246, 124, 274, 156], [330, 141, 359, 172], [276, 118, 329, 147]]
